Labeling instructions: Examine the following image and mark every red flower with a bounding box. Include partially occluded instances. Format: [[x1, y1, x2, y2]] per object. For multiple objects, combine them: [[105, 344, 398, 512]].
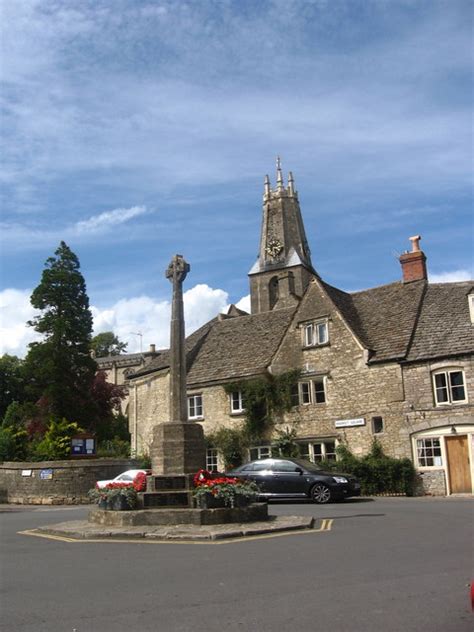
[[133, 471, 147, 492]]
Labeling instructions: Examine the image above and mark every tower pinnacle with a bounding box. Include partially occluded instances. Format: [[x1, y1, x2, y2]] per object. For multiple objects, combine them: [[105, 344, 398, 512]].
[[276, 156, 284, 191]]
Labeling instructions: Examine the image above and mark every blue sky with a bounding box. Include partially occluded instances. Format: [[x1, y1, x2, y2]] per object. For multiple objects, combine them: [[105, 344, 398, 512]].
[[1, 0, 472, 356]]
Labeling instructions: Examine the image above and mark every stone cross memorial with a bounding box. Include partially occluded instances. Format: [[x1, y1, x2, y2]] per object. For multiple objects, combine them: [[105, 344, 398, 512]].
[[150, 255, 206, 476]]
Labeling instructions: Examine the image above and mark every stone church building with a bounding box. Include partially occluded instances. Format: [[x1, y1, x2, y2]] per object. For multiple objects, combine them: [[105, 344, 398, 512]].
[[127, 163, 474, 496]]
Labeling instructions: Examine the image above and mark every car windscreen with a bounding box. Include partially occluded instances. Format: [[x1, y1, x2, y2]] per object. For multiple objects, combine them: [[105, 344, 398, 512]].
[[291, 459, 325, 473]]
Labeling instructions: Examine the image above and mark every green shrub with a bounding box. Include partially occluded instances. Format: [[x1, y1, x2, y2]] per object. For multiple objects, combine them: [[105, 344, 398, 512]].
[[32, 417, 84, 460], [329, 441, 415, 496], [207, 427, 246, 470], [96, 438, 131, 458]]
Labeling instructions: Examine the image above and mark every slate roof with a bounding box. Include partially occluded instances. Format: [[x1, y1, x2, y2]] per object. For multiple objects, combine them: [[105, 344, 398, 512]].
[[349, 280, 427, 362], [406, 282, 474, 361], [131, 308, 296, 384], [130, 278, 473, 384]]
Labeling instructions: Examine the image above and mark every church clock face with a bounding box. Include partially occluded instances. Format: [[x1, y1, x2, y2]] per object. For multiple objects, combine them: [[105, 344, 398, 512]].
[[265, 238, 283, 258]]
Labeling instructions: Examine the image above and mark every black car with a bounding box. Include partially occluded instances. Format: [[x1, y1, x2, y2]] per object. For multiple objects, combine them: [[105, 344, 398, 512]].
[[228, 458, 361, 504]]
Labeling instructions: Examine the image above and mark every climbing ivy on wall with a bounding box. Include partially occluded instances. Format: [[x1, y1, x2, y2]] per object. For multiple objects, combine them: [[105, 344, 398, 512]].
[[224, 369, 301, 442]]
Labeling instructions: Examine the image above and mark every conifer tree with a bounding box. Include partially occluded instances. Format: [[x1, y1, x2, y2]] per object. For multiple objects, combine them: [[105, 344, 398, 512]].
[[25, 242, 97, 427]]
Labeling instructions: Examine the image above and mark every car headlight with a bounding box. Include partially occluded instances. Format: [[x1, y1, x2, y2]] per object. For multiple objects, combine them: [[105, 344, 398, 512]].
[[332, 476, 348, 484]]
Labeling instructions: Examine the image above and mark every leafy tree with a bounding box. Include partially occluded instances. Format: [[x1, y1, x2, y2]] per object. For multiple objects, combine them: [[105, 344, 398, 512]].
[[91, 331, 128, 357], [0, 402, 29, 461], [24, 241, 98, 428], [90, 371, 127, 442], [0, 355, 25, 420]]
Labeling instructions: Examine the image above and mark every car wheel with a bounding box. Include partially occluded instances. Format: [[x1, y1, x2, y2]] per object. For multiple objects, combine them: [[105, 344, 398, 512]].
[[310, 483, 331, 504]]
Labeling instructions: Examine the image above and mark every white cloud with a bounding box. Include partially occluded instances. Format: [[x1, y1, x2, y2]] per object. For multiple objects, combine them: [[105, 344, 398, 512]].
[[0, 289, 40, 356], [429, 269, 473, 283], [234, 294, 251, 313], [74, 206, 147, 234], [0, 283, 249, 358]]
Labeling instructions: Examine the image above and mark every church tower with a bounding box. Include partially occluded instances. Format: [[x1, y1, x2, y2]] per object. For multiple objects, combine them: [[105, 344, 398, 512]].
[[249, 159, 316, 314]]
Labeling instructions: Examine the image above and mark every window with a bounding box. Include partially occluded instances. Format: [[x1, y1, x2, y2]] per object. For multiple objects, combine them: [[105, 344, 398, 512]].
[[206, 449, 218, 472], [249, 446, 272, 460], [303, 440, 337, 463], [300, 382, 312, 404], [417, 437, 442, 467], [230, 391, 245, 414], [313, 378, 326, 404], [303, 321, 329, 347], [372, 416, 384, 434], [433, 369, 467, 405], [293, 379, 327, 405], [187, 394, 203, 419]]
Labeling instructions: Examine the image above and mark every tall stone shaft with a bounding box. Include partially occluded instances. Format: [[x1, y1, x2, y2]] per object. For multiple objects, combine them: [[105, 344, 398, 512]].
[[151, 254, 206, 476], [166, 254, 190, 422]]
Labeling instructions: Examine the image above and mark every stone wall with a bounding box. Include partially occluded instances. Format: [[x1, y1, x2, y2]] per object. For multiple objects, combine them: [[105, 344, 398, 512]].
[[416, 469, 447, 496], [271, 280, 410, 459], [402, 356, 474, 434], [128, 372, 171, 455], [0, 458, 139, 505]]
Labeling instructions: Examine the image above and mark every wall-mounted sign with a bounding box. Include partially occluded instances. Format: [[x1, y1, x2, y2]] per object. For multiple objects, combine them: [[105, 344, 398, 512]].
[[335, 418, 366, 428], [71, 435, 96, 456], [21, 469, 32, 477], [40, 469, 53, 480]]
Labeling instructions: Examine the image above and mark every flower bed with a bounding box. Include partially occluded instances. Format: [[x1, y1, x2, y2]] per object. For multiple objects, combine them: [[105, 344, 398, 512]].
[[193, 469, 258, 509]]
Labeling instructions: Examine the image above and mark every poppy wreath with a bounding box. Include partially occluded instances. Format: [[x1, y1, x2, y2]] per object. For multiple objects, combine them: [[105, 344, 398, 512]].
[[193, 469, 258, 508], [133, 471, 148, 492]]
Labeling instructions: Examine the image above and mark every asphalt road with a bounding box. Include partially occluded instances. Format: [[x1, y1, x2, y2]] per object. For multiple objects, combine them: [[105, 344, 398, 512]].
[[1, 497, 472, 632]]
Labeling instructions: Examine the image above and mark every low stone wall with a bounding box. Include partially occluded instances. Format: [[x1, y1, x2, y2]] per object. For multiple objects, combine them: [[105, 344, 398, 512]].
[[416, 469, 447, 496], [0, 458, 140, 505]]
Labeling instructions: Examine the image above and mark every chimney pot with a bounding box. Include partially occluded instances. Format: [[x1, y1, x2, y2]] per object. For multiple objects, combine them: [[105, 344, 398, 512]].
[[149, 344, 156, 353], [409, 235, 421, 252], [399, 235, 427, 283]]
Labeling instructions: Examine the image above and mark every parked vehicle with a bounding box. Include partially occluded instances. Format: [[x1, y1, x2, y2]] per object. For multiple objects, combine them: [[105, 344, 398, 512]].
[[227, 458, 360, 503], [96, 469, 149, 489]]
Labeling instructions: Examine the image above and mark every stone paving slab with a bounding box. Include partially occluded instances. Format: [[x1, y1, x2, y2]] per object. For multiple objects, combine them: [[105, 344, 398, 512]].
[[32, 515, 315, 542]]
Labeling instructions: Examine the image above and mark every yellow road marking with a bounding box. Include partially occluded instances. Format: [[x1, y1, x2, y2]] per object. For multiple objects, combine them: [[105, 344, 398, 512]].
[[19, 518, 333, 545]]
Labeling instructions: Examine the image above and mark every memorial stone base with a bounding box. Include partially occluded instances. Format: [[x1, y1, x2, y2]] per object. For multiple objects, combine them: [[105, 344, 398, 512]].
[[150, 421, 206, 476]]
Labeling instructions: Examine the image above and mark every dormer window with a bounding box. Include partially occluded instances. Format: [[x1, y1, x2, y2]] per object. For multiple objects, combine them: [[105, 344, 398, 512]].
[[303, 321, 329, 347]]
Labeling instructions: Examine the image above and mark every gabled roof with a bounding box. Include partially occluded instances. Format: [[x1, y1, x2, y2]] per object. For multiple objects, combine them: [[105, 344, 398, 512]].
[[322, 279, 473, 363], [130, 307, 296, 384], [349, 280, 427, 362], [406, 282, 474, 362], [130, 277, 472, 384]]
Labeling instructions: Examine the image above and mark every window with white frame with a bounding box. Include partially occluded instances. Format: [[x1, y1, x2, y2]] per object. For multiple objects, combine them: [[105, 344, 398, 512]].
[[432, 369, 467, 405], [416, 437, 442, 467], [303, 320, 329, 347], [187, 394, 203, 419], [292, 378, 327, 406], [302, 440, 337, 463], [249, 445, 272, 460], [206, 448, 219, 472], [230, 391, 245, 414]]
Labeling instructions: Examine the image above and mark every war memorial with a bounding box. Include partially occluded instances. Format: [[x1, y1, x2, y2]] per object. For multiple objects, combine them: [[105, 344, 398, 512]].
[[32, 255, 313, 542]]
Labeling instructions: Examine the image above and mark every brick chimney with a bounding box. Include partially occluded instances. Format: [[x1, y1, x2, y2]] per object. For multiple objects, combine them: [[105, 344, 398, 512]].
[[399, 235, 427, 283]]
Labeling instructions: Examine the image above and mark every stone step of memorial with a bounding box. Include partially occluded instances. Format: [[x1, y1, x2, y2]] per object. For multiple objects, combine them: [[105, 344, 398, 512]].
[[147, 474, 193, 492], [140, 490, 192, 508]]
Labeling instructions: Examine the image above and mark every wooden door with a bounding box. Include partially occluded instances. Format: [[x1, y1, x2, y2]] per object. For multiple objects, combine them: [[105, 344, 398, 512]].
[[445, 435, 471, 493]]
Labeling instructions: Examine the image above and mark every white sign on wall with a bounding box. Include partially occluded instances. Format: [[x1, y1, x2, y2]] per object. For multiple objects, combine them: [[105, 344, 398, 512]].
[[335, 418, 366, 428]]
